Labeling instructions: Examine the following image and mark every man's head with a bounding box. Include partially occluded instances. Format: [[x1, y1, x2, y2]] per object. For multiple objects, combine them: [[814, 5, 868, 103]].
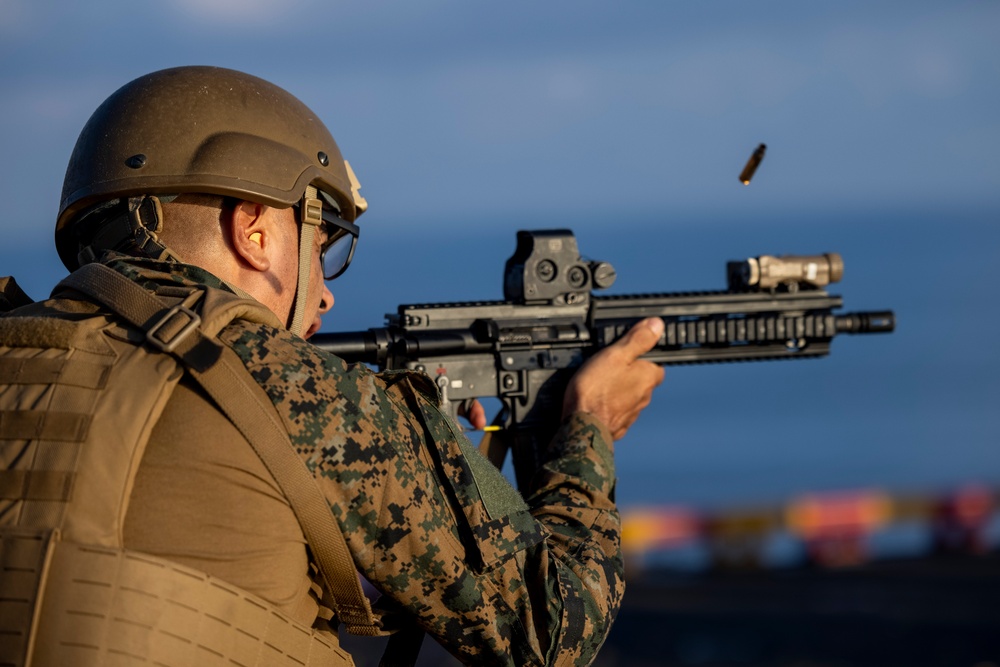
[[55, 66, 366, 337], [154, 194, 335, 338]]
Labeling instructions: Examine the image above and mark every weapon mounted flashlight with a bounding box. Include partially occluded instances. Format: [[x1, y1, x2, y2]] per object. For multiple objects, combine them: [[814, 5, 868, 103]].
[[728, 253, 844, 291]]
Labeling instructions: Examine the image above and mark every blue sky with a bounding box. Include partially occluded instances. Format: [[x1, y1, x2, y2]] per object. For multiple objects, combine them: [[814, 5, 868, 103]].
[[1, 1, 998, 509]]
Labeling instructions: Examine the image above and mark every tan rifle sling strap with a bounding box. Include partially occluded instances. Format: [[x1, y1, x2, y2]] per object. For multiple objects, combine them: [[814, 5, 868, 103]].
[[57, 263, 382, 637]]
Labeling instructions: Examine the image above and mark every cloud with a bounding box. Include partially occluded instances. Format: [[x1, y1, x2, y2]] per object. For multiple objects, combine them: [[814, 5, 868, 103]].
[[820, 8, 993, 105], [162, 0, 310, 26], [0, 74, 121, 126], [410, 39, 813, 146], [0, 0, 31, 34], [623, 44, 812, 116]]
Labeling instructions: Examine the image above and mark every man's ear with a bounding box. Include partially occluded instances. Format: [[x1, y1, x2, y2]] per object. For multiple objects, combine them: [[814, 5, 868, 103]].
[[228, 201, 270, 271]]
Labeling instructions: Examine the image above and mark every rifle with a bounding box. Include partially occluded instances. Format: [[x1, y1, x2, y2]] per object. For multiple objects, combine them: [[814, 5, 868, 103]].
[[313, 229, 894, 487]]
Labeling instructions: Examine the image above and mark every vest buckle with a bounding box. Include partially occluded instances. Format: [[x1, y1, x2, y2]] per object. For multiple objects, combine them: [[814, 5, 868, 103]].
[[146, 304, 201, 353]]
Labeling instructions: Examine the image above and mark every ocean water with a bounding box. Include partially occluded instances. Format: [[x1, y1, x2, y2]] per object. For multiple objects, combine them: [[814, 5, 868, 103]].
[[3, 204, 998, 511], [325, 204, 1000, 510]]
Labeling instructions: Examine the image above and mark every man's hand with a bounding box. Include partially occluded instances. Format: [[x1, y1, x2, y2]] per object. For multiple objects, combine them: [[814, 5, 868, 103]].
[[563, 317, 665, 441]]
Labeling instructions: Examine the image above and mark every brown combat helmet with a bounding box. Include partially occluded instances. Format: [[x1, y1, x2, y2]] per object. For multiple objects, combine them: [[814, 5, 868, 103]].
[[55, 65, 367, 271]]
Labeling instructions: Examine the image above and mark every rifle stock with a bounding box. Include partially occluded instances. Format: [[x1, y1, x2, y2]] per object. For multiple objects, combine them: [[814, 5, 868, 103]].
[[313, 229, 894, 487]]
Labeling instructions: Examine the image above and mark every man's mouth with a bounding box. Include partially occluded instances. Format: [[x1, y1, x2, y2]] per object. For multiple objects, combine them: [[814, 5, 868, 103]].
[[305, 317, 322, 339]]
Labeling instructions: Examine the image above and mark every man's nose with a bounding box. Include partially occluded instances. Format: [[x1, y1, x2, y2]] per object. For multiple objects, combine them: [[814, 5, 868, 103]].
[[319, 284, 334, 314]]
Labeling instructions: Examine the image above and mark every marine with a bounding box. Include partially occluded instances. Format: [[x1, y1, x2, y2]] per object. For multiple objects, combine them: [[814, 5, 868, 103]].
[[0, 66, 664, 666]]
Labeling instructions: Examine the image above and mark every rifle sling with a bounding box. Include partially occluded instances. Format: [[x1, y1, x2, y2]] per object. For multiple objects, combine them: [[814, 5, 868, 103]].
[[58, 263, 381, 636]]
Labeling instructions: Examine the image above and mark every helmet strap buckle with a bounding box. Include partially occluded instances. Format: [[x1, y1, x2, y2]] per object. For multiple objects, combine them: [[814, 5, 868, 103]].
[[126, 196, 184, 264], [128, 195, 165, 234], [74, 196, 171, 267], [300, 190, 324, 228]]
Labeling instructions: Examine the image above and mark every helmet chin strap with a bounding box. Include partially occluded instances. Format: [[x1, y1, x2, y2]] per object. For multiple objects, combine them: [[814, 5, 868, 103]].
[[289, 186, 323, 337]]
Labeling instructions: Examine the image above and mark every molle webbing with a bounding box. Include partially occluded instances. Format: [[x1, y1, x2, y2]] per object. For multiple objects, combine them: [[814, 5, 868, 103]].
[[0, 265, 377, 665], [0, 356, 110, 389], [0, 529, 52, 664], [0, 314, 166, 548], [0, 530, 352, 667], [0, 470, 75, 502], [57, 264, 381, 637], [0, 411, 90, 443]]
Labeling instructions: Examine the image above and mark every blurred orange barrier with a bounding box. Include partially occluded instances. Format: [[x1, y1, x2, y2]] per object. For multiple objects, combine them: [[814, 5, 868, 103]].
[[785, 490, 892, 566], [620, 484, 998, 569], [622, 507, 701, 554], [785, 490, 892, 538]]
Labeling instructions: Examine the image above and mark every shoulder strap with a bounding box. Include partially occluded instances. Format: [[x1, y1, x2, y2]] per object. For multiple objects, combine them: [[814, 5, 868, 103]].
[[57, 264, 382, 636], [0, 276, 34, 312]]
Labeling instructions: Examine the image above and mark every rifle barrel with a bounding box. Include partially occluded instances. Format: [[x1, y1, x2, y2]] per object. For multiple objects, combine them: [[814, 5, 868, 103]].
[[836, 311, 895, 334]]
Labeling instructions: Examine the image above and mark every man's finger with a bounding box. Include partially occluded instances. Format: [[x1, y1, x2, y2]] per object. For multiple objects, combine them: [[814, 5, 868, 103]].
[[458, 398, 488, 430], [617, 317, 664, 359], [468, 400, 487, 430]]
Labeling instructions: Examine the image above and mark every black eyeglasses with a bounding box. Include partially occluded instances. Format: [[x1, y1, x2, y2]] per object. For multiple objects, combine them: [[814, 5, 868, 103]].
[[295, 190, 359, 280], [318, 211, 359, 280]]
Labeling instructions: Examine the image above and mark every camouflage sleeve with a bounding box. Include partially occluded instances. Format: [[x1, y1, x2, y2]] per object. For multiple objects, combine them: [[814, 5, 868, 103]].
[[220, 321, 623, 667]]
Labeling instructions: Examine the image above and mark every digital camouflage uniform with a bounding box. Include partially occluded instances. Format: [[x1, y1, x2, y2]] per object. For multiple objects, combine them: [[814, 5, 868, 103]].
[[48, 254, 625, 666]]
